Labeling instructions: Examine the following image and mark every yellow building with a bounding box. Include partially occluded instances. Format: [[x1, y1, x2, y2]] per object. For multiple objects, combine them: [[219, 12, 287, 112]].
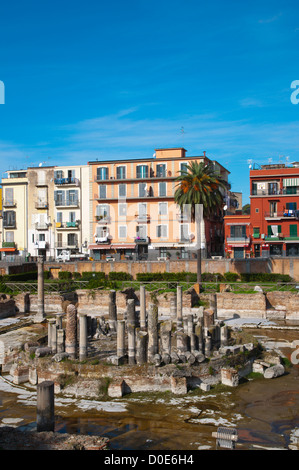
[[88, 148, 230, 260], [1, 169, 28, 260]]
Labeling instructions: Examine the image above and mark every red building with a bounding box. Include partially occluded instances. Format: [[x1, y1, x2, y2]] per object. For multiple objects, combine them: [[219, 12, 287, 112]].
[[224, 162, 299, 259]]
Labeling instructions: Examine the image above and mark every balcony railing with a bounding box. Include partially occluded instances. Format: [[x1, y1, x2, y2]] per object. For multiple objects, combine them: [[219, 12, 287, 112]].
[[56, 221, 80, 229], [251, 187, 299, 196], [226, 236, 251, 244], [2, 200, 16, 207], [134, 236, 150, 244], [265, 210, 299, 219], [95, 215, 111, 224], [55, 241, 79, 248], [35, 200, 48, 209], [55, 199, 79, 207], [54, 177, 80, 186], [35, 223, 49, 230], [135, 214, 151, 223]]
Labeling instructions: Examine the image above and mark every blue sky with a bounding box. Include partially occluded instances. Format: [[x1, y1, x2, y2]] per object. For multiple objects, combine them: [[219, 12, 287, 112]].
[[1, 0, 299, 204]]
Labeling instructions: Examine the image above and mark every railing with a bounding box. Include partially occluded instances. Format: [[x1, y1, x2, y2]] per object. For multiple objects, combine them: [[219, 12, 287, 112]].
[[3, 280, 89, 294], [95, 215, 111, 224], [35, 201, 48, 209], [54, 177, 80, 186], [55, 199, 79, 207], [2, 200, 16, 207], [56, 221, 80, 229], [265, 210, 299, 218]]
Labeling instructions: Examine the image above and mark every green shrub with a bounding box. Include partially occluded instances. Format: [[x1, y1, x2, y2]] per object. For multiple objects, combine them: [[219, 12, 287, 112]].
[[72, 272, 82, 279], [58, 271, 72, 280], [223, 272, 239, 282], [240, 273, 292, 283], [108, 271, 132, 281], [81, 272, 106, 281]]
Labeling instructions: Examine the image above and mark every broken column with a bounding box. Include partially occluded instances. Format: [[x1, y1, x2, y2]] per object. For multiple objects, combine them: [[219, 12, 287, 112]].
[[57, 329, 65, 353], [160, 320, 172, 363], [127, 299, 136, 327], [108, 290, 117, 332], [195, 322, 203, 352], [220, 325, 229, 346], [35, 255, 45, 323], [117, 320, 126, 358], [170, 292, 177, 318], [176, 330, 189, 357], [65, 304, 77, 359], [136, 329, 148, 364], [79, 313, 88, 360], [56, 313, 63, 329], [36, 380, 55, 432], [140, 285, 146, 329], [127, 323, 136, 365], [147, 302, 159, 362], [176, 285, 183, 328]]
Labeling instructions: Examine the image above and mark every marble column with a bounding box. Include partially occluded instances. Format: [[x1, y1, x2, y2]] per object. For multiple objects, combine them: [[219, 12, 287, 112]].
[[147, 302, 158, 362], [140, 285, 146, 329], [65, 304, 77, 359]]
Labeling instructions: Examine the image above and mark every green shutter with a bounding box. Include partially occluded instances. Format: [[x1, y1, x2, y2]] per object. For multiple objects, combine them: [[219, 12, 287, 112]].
[[267, 225, 272, 236], [290, 225, 298, 237]]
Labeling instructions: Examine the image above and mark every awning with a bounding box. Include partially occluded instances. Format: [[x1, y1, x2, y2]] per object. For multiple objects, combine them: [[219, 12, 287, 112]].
[[89, 244, 111, 250], [111, 244, 136, 249], [0, 247, 16, 252], [229, 244, 249, 247], [283, 178, 299, 187]]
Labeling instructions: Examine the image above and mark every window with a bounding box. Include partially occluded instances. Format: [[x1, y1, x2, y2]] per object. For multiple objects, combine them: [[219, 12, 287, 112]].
[[156, 224, 168, 238], [267, 225, 281, 237], [268, 182, 278, 195], [54, 190, 64, 206], [290, 224, 298, 237], [253, 227, 260, 238], [119, 225, 127, 238], [54, 170, 64, 179], [97, 167, 109, 180], [230, 225, 246, 238], [56, 212, 62, 223], [5, 231, 14, 242], [180, 224, 189, 241], [158, 202, 168, 215], [269, 201, 277, 216], [116, 166, 126, 179], [67, 190, 78, 205], [118, 184, 126, 198], [159, 182, 167, 197], [4, 188, 13, 205], [119, 203, 127, 217], [96, 204, 109, 218], [139, 183, 147, 197], [136, 165, 148, 178], [68, 233, 78, 246], [156, 164, 166, 177], [39, 233, 45, 242], [255, 208, 259, 213], [3, 211, 16, 228], [286, 202, 297, 211], [180, 162, 188, 173], [57, 233, 62, 246], [69, 212, 76, 223], [96, 226, 109, 238], [99, 185, 107, 199], [136, 225, 147, 238], [138, 203, 147, 218]]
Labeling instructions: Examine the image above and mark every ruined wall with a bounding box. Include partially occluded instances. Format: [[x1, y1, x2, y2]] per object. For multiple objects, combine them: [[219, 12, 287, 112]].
[[216, 293, 267, 319], [45, 257, 299, 281]]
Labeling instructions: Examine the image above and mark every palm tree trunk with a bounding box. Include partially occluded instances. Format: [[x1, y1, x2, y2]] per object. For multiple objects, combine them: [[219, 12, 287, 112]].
[[196, 204, 202, 290]]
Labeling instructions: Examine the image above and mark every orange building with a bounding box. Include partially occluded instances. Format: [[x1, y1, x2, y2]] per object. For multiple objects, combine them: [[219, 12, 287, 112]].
[[225, 161, 299, 258], [88, 148, 230, 261]]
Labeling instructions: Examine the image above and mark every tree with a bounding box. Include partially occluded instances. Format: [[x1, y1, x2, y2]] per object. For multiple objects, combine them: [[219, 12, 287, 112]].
[[174, 161, 228, 287]]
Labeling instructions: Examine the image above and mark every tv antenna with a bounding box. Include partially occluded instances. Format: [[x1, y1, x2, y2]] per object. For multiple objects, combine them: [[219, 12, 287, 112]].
[[247, 159, 253, 169], [180, 126, 185, 146]]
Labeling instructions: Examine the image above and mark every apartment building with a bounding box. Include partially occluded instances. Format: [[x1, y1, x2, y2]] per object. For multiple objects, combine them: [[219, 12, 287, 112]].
[[1, 164, 90, 261], [1, 169, 28, 261], [224, 161, 299, 258], [89, 148, 230, 261]]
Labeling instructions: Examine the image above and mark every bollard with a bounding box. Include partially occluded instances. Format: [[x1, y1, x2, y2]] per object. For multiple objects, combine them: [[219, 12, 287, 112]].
[[36, 381, 55, 432]]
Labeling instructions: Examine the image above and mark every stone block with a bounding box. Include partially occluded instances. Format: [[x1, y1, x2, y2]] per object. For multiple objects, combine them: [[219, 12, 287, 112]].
[[108, 380, 126, 398], [264, 364, 285, 379], [221, 368, 239, 387], [171, 376, 188, 395], [12, 365, 29, 384]]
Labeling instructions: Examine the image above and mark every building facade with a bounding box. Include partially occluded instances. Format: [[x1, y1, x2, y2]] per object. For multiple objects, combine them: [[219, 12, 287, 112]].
[[89, 148, 230, 261], [224, 162, 299, 258]]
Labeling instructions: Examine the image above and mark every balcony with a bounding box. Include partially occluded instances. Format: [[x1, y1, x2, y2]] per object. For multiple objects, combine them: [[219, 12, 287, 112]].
[[95, 215, 111, 224], [226, 236, 251, 246], [35, 200, 48, 209], [134, 236, 150, 244], [2, 200, 16, 208], [54, 177, 80, 186], [135, 214, 151, 223], [34, 241, 48, 250], [265, 210, 299, 219], [55, 221, 80, 229], [35, 222, 49, 230], [55, 199, 79, 208], [55, 241, 79, 249], [2, 242, 16, 248], [95, 235, 110, 244]]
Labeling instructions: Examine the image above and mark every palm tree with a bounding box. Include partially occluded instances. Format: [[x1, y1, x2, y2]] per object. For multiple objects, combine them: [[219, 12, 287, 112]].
[[174, 161, 228, 288]]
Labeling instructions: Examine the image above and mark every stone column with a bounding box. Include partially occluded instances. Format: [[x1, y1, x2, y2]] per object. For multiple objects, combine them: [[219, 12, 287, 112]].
[[127, 299, 136, 327], [65, 304, 77, 359], [136, 329, 148, 364], [35, 255, 45, 322], [47, 319, 54, 348], [127, 323, 135, 365], [108, 290, 117, 332], [170, 293, 177, 318], [57, 329, 65, 353], [140, 285, 146, 329], [117, 320, 126, 358], [56, 314, 63, 329], [204, 335, 212, 357], [51, 323, 58, 354], [160, 320, 172, 356], [147, 302, 158, 362], [220, 325, 229, 346], [79, 313, 88, 360], [195, 323, 203, 352], [36, 381, 55, 432], [187, 314, 193, 337], [176, 285, 183, 328], [176, 330, 189, 354]]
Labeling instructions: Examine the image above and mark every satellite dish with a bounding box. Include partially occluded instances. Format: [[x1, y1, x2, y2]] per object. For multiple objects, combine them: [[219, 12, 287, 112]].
[[223, 205, 228, 211], [39, 163, 43, 167]]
